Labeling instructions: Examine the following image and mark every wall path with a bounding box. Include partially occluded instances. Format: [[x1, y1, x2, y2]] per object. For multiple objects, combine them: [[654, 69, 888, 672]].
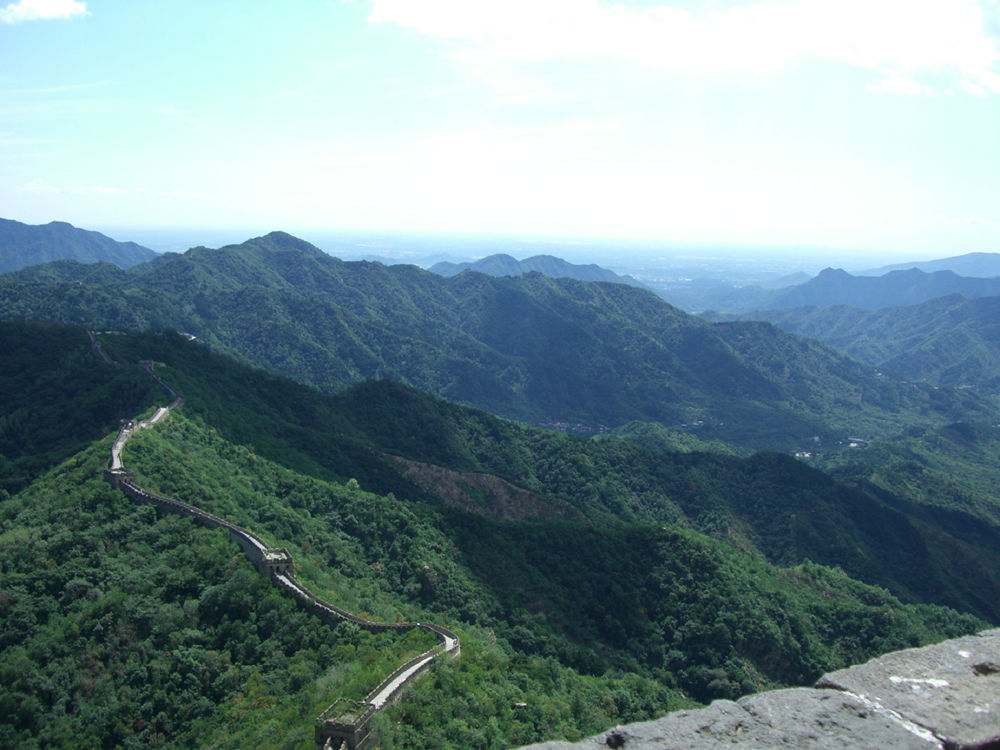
[[94, 334, 458, 750]]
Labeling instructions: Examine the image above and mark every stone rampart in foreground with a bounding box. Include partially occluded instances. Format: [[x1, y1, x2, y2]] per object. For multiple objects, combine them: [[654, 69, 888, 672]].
[[517, 628, 1000, 750]]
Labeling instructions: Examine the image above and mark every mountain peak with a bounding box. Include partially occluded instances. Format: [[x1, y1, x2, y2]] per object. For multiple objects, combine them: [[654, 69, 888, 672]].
[[0, 216, 156, 272], [242, 231, 329, 258], [430, 252, 643, 287], [816, 267, 851, 278]]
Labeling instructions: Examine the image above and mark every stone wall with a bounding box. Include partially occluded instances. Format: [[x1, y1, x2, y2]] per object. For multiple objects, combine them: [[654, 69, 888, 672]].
[[103, 393, 458, 750], [516, 629, 1000, 750]]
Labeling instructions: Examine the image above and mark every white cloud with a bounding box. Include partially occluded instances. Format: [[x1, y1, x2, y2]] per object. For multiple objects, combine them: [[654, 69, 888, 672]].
[[0, 0, 87, 23], [961, 78, 989, 95], [868, 75, 933, 96], [366, 0, 1000, 94]]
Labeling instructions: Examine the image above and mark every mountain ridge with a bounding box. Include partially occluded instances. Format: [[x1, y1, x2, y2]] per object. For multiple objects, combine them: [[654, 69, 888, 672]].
[[737, 294, 1000, 391], [430, 252, 645, 288], [0, 217, 157, 272], [862, 251, 1000, 278], [764, 267, 1000, 311], [3, 231, 994, 451], [2, 322, 991, 749]]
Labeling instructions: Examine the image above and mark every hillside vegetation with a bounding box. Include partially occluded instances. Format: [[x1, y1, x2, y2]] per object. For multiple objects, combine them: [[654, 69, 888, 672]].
[[1, 232, 994, 451], [429, 253, 644, 288], [0, 322, 161, 496], [0, 323, 991, 749], [0, 218, 156, 273], [78, 328, 1000, 624], [739, 294, 1000, 393]]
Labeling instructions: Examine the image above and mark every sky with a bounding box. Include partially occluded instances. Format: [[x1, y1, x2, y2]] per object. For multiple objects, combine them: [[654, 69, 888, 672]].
[[2, 0, 1000, 257]]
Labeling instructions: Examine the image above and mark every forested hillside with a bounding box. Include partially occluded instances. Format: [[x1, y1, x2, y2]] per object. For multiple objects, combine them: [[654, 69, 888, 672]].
[[1, 323, 992, 749], [0, 322, 161, 496], [1, 232, 994, 451], [429, 253, 644, 288], [763, 267, 1000, 311], [738, 294, 1000, 392], [0, 218, 156, 273]]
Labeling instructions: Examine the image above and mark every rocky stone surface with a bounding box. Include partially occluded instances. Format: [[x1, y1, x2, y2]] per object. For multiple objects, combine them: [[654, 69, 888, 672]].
[[818, 628, 1000, 749], [516, 629, 1000, 750]]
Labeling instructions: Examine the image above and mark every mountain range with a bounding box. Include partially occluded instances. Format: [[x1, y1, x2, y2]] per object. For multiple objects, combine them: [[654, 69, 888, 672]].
[[1, 231, 993, 451], [862, 251, 1000, 278], [3, 223, 1000, 748], [665, 264, 1000, 314], [429, 253, 644, 288], [1, 321, 994, 748], [761, 267, 1000, 311], [0, 218, 157, 273], [739, 294, 1000, 392]]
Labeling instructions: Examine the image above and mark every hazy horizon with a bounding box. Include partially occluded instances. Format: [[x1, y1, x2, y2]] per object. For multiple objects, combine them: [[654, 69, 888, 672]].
[[3, 1, 999, 258], [82, 222, 958, 278]]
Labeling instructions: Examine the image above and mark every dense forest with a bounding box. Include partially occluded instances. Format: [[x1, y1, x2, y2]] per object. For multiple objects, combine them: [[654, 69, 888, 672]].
[[2, 232, 994, 451], [2, 322, 996, 749], [735, 294, 1000, 392], [0, 218, 156, 273]]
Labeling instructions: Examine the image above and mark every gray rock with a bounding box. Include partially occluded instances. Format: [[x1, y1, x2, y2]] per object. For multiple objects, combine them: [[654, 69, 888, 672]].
[[515, 629, 1000, 750], [737, 687, 937, 748], [817, 628, 1000, 749], [517, 688, 937, 749]]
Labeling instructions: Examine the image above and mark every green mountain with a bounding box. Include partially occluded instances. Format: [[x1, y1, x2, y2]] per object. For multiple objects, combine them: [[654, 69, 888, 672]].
[[0, 218, 156, 273], [1, 322, 989, 749], [739, 294, 1000, 392], [765, 267, 1000, 311], [429, 253, 645, 288], [0, 322, 162, 496], [669, 264, 1000, 315], [1, 231, 993, 451], [816, 420, 1000, 530]]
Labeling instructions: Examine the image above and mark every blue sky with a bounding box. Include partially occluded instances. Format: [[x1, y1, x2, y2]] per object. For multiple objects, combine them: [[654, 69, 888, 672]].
[[2, 0, 999, 256]]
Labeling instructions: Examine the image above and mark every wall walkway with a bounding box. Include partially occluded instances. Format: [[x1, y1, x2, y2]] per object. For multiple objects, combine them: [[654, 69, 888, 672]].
[[96, 335, 458, 750]]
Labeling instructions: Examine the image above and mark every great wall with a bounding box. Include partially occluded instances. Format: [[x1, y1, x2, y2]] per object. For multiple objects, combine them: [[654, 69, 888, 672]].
[[90, 332, 1000, 750], [97, 337, 459, 750]]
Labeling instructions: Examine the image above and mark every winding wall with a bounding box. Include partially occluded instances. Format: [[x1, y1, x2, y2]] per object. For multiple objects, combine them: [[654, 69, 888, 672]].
[[97, 337, 458, 750]]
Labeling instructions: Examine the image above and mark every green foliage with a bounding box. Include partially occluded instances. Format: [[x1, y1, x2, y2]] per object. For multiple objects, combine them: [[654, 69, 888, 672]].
[[743, 294, 1000, 393], [818, 422, 1000, 525], [0, 218, 155, 273], [379, 629, 693, 750], [4, 232, 995, 451], [0, 440, 446, 750], [0, 321, 995, 748], [441, 513, 983, 704], [606, 420, 745, 456], [0, 322, 160, 496], [71, 328, 1000, 624]]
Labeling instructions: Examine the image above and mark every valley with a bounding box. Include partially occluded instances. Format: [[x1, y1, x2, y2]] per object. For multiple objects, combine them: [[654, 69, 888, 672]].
[[2, 226, 1000, 749], [2, 231, 993, 454], [101, 352, 459, 750], [6, 2, 1000, 745]]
